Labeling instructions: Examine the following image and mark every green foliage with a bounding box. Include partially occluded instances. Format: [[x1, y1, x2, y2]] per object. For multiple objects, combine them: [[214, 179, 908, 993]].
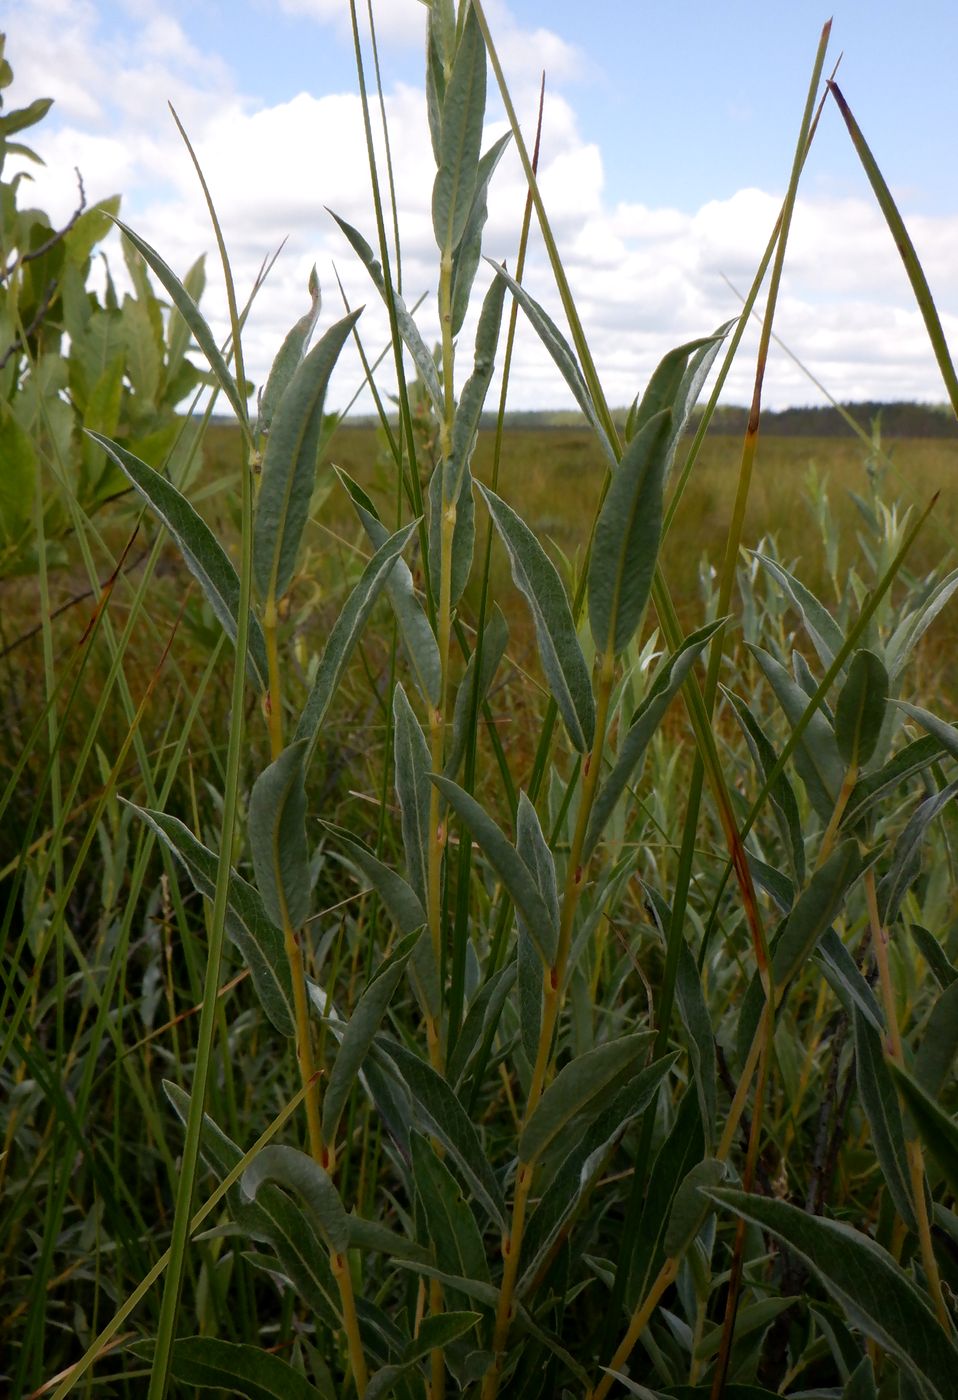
[[4, 12, 958, 1400], [0, 43, 210, 577]]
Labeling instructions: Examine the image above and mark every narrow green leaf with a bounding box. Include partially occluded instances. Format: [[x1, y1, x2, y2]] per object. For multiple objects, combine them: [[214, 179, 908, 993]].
[[896, 702, 958, 763], [705, 1186, 958, 1400], [444, 273, 506, 503], [405, 1310, 482, 1363], [887, 569, 958, 683], [128, 805, 295, 1037], [878, 778, 958, 925], [330, 210, 443, 413], [843, 735, 945, 830], [628, 1091, 703, 1308], [486, 259, 616, 467], [835, 650, 888, 769], [663, 1158, 727, 1259], [626, 325, 733, 475], [585, 621, 721, 856], [828, 80, 958, 418], [447, 964, 517, 1088], [318, 822, 439, 1018], [431, 2, 486, 253], [323, 929, 420, 1145], [128, 1338, 324, 1399], [675, 942, 717, 1153], [520, 1060, 675, 1294], [519, 1035, 658, 1165], [294, 520, 420, 761], [479, 483, 595, 752], [450, 133, 511, 335], [909, 924, 958, 990], [411, 1133, 490, 1310], [853, 1007, 916, 1228], [257, 264, 322, 438], [815, 928, 884, 1035], [444, 605, 509, 781], [915, 980, 958, 1097], [253, 309, 360, 602], [754, 553, 846, 673], [249, 739, 311, 932], [889, 1061, 958, 1197], [242, 1144, 349, 1254], [381, 1039, 506, 1228], [431, 775, 558, 967], [393, 684, 432, 909], [726, 686, 806, 886], [693, 1299, 798, 1363], [112, 218, 248, 425], [844, 1356, 878, 1400], [87, 433, 268, 690], [515, 792, 556, 1068], [337, 467, 441, 707], [749, 643, 844, 821], [588, 408, 672, 657], [772, 840, 862, 994], [428, 457, 475, 608]]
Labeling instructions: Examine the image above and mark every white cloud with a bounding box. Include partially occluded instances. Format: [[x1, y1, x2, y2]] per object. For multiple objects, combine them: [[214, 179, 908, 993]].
[[4, 0, 956, 418]]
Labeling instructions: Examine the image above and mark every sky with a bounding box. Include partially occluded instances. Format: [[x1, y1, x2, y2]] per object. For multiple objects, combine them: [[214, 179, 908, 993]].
[[4, 0, 958, 415]]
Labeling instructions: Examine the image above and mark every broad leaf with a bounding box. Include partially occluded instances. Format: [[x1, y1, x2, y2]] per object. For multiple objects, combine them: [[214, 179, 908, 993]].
[[771, 840, 862, 994], [749, 643, 844, 821], [242, 1144, 349, 1255], [411, 1133, 489, 1313], [128, 1337, 324, 1399], [519, 1035, 658, 1165], [381, 1039, 506, 1228], [450, 133, 511, 335], [253, 309, 360, 603], [257, 264, 322, 438], [432, 3, 486, 253], [834, 650, 888, 769], [249, 739, 311, 932], [663, 1158, 727, 1258], [588, 408, 672, 658]]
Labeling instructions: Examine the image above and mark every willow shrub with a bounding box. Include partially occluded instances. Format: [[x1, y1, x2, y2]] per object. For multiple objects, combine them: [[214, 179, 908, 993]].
[[46, 3, 958, 1397]]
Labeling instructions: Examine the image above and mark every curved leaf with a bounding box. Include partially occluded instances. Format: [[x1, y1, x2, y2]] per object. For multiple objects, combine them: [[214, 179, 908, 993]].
[[242, 1144, 349, 1255], [249, 739, 311, 932], [88, 432, 268, 690], [705, 1187, 958, 1400], [835, 649, 888, 769], [257, 264, 322, 438], [479, 483, 595, 752], [128, 804, 294, 1038]]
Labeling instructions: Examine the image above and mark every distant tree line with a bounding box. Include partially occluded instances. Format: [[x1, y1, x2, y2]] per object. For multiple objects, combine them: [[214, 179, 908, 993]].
[[464, 401, 958, 437]]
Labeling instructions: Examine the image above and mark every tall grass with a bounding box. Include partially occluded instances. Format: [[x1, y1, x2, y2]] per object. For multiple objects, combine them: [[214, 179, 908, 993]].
[[3, 5, 958, 1399]]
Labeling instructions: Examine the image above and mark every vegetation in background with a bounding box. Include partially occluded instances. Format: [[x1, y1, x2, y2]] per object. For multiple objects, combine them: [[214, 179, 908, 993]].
[[2, 8, 958, 1400]]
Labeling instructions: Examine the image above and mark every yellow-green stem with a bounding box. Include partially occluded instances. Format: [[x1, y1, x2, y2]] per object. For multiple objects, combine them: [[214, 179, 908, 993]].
[[817, 762, 858, 867], [589, 1256, 678, 1400], [483, 659, 616, 1400], [864, 868, 949, 1328], [332, 1248, 369, 1397]]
